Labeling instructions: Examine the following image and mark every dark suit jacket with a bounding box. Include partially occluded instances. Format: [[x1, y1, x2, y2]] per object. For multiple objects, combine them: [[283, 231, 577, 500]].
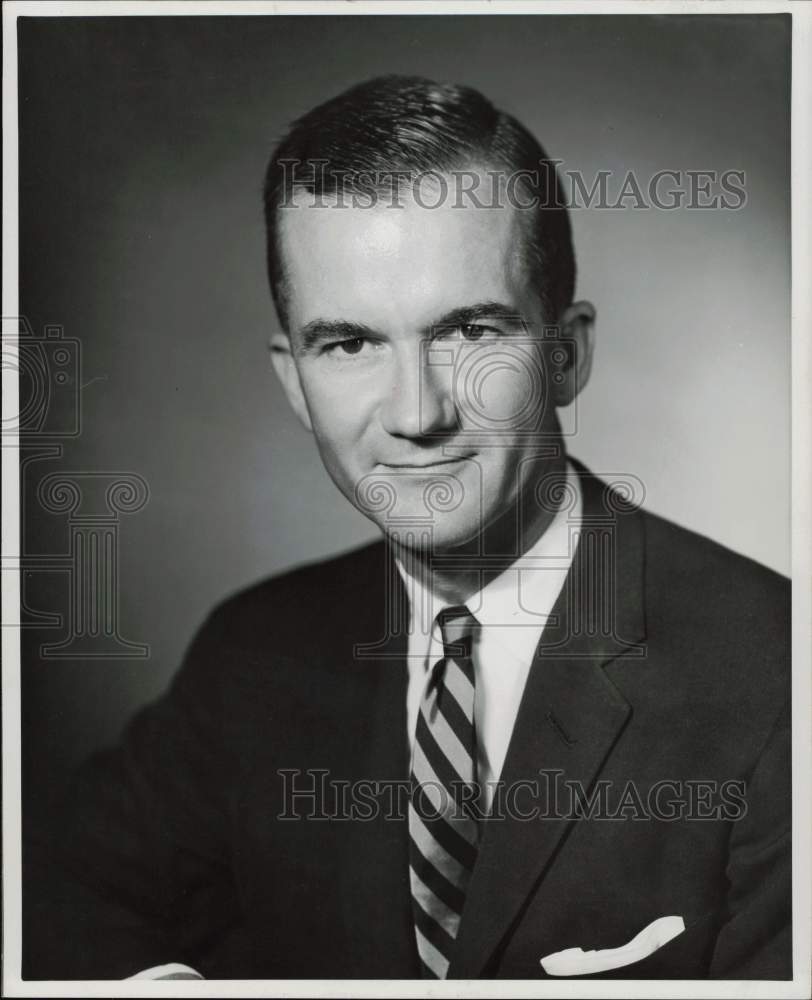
[[23, 464, 791, 980]]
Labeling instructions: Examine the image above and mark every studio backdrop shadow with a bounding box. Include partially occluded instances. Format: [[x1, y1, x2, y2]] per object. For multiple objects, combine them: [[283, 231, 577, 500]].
[[17, 13, 790, 810]]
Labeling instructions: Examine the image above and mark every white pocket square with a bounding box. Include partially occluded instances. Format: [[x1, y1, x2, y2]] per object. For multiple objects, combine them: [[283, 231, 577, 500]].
[[540, 915, 686, 976]]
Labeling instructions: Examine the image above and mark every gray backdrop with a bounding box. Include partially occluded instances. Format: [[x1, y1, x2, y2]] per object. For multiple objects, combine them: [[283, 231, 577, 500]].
[[18, 14, 790, 803]]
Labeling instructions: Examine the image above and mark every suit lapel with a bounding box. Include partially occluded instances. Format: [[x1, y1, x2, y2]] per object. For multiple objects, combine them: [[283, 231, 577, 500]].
[[448, 467, 648, 978]]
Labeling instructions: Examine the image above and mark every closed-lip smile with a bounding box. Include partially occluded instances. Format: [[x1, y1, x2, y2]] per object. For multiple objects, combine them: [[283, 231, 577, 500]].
[[378, 457, 471, 470]]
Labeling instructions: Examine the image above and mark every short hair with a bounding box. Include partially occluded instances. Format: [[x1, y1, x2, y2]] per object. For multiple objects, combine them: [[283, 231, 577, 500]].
[[263, 75, 575, 330]]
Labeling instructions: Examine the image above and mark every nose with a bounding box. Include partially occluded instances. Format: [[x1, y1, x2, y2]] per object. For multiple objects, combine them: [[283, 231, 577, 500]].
[[379, 340, 456, 439]]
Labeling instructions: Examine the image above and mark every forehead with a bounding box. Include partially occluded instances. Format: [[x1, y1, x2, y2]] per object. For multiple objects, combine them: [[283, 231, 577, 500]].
[[278, 183, 532, 333]]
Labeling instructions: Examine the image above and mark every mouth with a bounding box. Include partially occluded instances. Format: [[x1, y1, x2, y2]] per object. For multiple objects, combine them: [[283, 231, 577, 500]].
[[377, 457, 472, 472]]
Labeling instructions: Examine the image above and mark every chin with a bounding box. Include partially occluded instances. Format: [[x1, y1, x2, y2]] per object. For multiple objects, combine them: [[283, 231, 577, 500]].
[[380, 510, 485, 555]]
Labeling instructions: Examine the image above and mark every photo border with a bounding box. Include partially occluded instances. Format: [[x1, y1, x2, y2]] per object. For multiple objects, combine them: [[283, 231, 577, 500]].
[[2, 2, 809, 997]]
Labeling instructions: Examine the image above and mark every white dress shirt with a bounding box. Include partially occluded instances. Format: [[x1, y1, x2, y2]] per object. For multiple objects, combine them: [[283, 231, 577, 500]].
[[396, 461, 582, 813]]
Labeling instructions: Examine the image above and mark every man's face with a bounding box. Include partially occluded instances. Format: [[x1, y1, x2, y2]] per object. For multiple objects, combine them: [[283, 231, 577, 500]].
[[274, 181, 567, 553]]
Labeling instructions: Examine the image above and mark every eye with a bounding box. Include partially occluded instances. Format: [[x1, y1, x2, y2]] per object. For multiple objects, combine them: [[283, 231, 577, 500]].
[[460, 324, 487, 341], [324, 337, 368, 357], [337, 337, 365, 355], [435, 323, 501, 342]]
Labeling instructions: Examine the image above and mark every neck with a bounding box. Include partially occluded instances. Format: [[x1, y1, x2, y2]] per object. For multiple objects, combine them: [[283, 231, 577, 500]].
[[393, 454, 569, 607]]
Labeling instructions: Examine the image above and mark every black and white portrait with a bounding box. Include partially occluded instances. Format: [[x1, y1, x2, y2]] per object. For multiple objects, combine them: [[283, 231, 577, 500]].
[[3, 3, 809, 996]]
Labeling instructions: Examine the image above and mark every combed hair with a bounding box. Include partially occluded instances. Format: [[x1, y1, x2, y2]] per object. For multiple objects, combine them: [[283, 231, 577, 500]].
[[263, 75, 575, 329]]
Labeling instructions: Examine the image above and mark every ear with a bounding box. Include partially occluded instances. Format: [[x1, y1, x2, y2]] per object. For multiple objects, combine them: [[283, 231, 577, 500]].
[[550, 300, 596, 407], [269, 331, 313, 432]]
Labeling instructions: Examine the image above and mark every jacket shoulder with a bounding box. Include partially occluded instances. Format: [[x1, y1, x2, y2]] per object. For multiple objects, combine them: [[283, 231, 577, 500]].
[[188, 539, 389, 657], [641, 508, 788, 607], [639, 508, 789, 693]]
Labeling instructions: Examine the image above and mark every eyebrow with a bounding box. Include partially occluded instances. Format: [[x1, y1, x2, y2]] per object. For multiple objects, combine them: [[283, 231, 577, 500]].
[[297, 319, 378, 353], [426, 301, 529, 335], [295, 301, 528, 353]]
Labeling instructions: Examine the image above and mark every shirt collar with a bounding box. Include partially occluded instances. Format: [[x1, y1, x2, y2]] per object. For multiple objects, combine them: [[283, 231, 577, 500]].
[[395, 461, 583, 666]]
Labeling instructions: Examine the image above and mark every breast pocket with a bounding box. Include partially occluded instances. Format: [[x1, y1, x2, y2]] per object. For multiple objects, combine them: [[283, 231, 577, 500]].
[[567, 911, 722, 980]]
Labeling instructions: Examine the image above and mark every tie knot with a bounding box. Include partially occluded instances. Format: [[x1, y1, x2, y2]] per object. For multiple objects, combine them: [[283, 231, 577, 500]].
[[437, 605, 478, 660]]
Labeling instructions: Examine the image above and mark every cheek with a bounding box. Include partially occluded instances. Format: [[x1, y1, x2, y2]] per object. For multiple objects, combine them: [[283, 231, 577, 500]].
[[454, 345, 549, 430], [300, 368, 379, 453]]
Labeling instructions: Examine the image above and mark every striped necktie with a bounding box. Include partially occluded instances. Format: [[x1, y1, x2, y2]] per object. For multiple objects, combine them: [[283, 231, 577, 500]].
[[409, 604, 480, 979]]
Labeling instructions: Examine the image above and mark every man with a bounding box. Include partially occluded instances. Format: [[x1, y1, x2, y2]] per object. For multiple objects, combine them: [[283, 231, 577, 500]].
[[24, 75, 790, 981]]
